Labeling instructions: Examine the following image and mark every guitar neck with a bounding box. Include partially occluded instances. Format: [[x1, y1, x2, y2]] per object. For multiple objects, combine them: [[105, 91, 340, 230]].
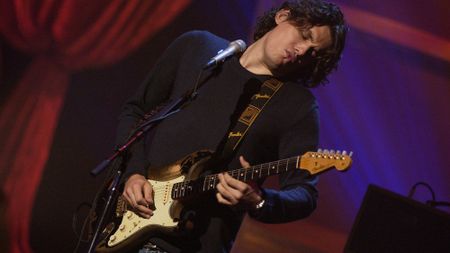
[[171, 156, 300, 199]]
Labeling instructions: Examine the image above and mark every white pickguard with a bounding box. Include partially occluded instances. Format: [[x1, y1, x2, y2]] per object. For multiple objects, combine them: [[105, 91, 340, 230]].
[[107, 176, 185, 247]]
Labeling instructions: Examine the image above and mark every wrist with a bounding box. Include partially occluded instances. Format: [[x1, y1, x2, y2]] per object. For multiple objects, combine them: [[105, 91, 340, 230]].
[[250, 188, 265, 211], [128, 173, 145, 180], [254, 198, 265, 210]]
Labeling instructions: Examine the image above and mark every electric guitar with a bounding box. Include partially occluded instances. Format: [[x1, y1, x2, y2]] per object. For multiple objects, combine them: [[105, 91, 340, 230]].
[[94, 149, 352, 252]]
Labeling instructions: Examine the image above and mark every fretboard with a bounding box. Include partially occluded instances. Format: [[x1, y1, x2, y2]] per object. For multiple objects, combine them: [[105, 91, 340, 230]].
[[171, 156, 300, 200]]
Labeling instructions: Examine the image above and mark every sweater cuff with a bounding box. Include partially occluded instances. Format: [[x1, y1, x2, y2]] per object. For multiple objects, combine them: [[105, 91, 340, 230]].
[[248, 188, 275, 219]]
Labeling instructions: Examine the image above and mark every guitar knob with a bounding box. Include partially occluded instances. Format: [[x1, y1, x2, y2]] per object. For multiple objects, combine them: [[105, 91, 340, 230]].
[[110, 235, 116, 242], [119, 224, 125, 231], [127, 212, 133, 219]]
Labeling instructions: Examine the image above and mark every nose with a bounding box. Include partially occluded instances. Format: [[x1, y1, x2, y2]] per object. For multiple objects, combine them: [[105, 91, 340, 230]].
[[294, 42, 312, 57]]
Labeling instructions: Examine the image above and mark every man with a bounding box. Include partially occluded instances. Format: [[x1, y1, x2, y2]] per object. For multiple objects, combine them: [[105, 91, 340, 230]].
[[116, 0, 347, 252]]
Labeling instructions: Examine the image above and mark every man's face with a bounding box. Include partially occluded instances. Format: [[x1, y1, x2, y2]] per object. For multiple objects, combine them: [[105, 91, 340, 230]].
[[261, 10, 332, 77]]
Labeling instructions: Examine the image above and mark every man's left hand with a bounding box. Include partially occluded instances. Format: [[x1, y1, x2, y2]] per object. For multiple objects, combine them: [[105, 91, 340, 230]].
[[216, 156, 262, 209]]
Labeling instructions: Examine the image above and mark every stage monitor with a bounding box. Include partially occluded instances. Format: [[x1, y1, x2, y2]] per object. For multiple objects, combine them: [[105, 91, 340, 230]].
[[344, 184, 450, 253]]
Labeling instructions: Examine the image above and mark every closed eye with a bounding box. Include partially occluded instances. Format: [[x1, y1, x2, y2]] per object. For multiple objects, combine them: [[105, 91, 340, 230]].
[[306, 48, 319, 58], [301, 30, 312, 41]]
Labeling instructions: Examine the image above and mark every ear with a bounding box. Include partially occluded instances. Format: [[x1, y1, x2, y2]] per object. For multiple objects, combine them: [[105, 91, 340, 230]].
[[275, 9, 291, 24]]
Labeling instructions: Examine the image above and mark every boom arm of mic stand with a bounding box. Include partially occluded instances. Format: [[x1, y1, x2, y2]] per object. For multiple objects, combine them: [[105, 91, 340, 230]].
[[86, 91, 194, 252], [90, 93, 191, 177]]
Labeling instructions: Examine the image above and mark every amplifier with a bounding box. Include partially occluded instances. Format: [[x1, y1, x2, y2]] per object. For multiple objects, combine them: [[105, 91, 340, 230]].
[[344, 184, 450, 253]]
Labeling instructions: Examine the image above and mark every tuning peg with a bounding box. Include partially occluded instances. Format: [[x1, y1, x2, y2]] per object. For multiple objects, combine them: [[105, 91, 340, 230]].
[[349, 151, 353, 157], [317, 148, 322, 153], [342, 150, 347, 155], [330, 149, 335, 154], [323, 149, 329, 154], [336, 150, 341, 155]]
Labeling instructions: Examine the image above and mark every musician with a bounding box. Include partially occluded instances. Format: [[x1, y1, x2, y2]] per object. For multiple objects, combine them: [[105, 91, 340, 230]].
[[116, 0, 347, 252]]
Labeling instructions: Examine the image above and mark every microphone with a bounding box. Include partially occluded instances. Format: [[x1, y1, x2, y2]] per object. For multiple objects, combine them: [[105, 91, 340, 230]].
[[203, 39, 247, 69]]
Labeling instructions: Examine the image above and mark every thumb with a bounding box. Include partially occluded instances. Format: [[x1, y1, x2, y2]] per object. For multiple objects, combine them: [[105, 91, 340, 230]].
[[239, 156, 251, 169]]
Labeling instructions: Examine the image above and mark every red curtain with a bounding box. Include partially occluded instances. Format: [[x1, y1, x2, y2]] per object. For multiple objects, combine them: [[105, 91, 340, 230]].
[[0, 0, 191, 252]]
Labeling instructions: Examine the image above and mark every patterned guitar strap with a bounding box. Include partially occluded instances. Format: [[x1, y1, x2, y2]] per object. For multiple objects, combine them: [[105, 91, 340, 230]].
[[213, 77, 284, 166]]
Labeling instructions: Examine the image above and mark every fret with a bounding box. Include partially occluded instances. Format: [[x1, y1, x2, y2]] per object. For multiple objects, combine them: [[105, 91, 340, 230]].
[[211, 175, 216, 190], [267, 161, 273, 175], [186, 182, 192, 196], [207, 175, 212, 191], [251, 165, 256, 180], [179, 182, 184, 198], [202, 176, 207, 192], [234, 170, 239, 180], [172, 183, 178, 199], [182, 182, 186, 198]]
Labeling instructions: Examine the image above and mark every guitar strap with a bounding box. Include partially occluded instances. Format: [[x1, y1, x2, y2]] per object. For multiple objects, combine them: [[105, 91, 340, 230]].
[[215, 78, 284, 164], [132, 77, 284, 173]]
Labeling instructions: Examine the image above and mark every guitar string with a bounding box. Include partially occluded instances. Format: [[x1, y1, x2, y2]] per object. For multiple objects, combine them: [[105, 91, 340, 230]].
[[125, 156, 308, 195], [141, 153, 336, 193], [147, 158, 299, 192], [123, 155, 345, 209], [123, 159, 304, 208]]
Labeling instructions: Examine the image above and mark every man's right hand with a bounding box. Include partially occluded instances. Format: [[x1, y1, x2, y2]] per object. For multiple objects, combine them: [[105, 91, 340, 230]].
[[122, 174, 154, 218]]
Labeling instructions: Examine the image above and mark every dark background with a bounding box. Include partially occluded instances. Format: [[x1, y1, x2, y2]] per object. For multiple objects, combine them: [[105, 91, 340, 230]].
[[1, 0, 449, 252]]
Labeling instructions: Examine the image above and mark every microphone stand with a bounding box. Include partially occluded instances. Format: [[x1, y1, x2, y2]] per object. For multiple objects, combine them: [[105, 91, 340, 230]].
[[86, 90, 196, 253], [84, 46, 234, 251]]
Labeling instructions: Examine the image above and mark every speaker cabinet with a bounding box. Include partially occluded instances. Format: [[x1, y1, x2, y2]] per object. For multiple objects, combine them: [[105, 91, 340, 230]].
[[344, 184, 450, 253]]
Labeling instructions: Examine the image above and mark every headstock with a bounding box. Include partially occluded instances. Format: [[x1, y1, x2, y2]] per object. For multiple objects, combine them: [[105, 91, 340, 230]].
[[299, 149, 352, 174]]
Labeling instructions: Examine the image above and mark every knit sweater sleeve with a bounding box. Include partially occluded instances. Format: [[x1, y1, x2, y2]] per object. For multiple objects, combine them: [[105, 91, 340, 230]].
[[250, 95, 320, 223], [115, 31, 203, 179]]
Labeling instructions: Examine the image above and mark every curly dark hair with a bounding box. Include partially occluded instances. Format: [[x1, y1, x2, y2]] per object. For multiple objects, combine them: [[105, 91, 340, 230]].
[[253, 0, 347, 87]]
